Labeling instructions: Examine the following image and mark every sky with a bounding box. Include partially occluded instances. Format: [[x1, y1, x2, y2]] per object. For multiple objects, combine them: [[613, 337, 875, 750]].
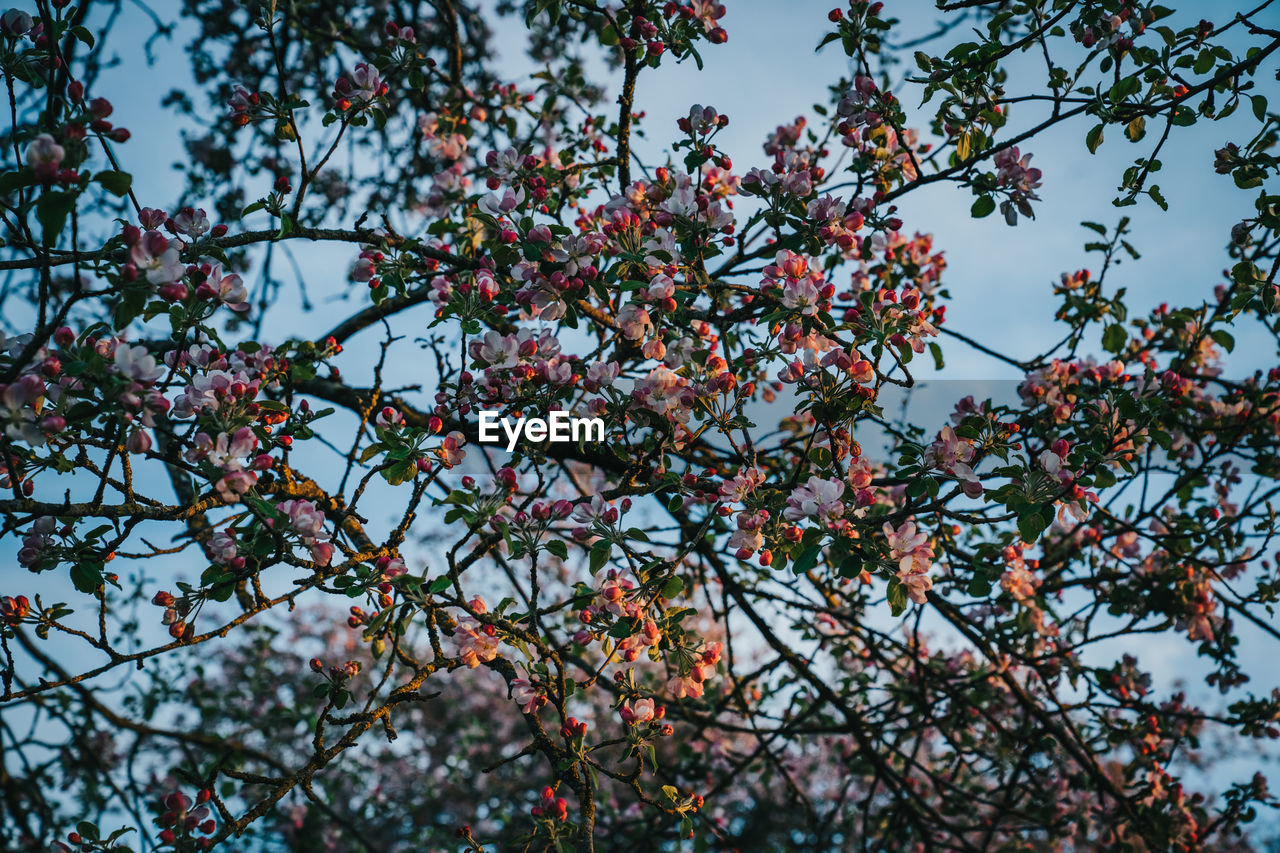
[[4, 0, 1280, 835], [23, 0, 1280, 662], [87, 0, 1279, 381]]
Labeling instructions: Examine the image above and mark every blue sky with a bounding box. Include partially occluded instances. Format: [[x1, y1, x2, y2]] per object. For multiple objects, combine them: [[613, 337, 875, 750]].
[[92, 0, 1280, 385], [40, 0, 1280, 703], [5, 0, 1280, 832], [38, 0, 1280, 628]]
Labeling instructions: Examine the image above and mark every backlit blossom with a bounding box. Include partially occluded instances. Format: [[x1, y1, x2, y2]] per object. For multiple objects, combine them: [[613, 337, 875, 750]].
[[131, 231, 184, 285], [784, 476, 845, 526], [884, 520, 934, 603], [25, 133, 64, 179]]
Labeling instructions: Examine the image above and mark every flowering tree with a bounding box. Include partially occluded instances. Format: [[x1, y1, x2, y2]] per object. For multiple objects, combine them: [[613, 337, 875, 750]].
[[3, 0, 1280, 850]]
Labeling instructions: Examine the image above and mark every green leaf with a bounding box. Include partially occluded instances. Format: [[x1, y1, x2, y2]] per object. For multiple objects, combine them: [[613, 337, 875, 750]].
[[886, 577, 908, 616], [70, 562, 103, 593], [589, 539, 612, 574], [970, 195, 995, 218], [94, 170, 131, 197], [545, 539, 568, 560], [1147, 184, 1168, 211], [1085, 124, 1104, 154], [83, 524, 113, 541], [1017, 510, 1047, 544], [1231, 261, 1259, 285], [1108, 75, 1141, 102], [0, 168, 33, 194], [1251, 94, 1268, 122], [1233, 168, 1264, 190], [791, 545, 821, 575], [661, 576, 684, 600], [36, 190, 77, 244], [928, 342, 944, 370], [427, 576, 451, 594], [1102, 324, 1126, 354], [379, 459, 418, 485], [1210, 329, 1235, 353]]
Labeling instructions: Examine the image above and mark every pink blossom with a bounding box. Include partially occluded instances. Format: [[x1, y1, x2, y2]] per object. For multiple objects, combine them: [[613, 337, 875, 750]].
[[784, 476, 845, 526], [453, 608, 500, 669], [780, 277, 822, 315], [1001, 562, 1037, 602], [617, 302, 653, 341], [925, 426, 983, 497], [113, 343, 161, 383], [584, 361, 620, 392], [125, 427, 152, 455], [208, 530, 237, 564], [511, 678, 545, 714], [668, 673, 704, 700], [720, 467, 764, 503], [728, 510, 766, 557], [572, 494, 613, 524], [131, 230, 184, 285], [1, 375, 46, 445], [25, 133, 64, 180], [474, 330, 521, 368], [682, 103, 719, 136], [171, 207, 210, 238], [479, 185, 525, 218], [620, 698, 655, 724], [436, 431, 467, 468], [278, 499, 327, 540], [884, 520, 934, 604], [633, 365, 690, 422], [208, 427, 259, 471], [345, 63, 386, 102], [205, 264, 247, 310], [215, 469, 256, 503]]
